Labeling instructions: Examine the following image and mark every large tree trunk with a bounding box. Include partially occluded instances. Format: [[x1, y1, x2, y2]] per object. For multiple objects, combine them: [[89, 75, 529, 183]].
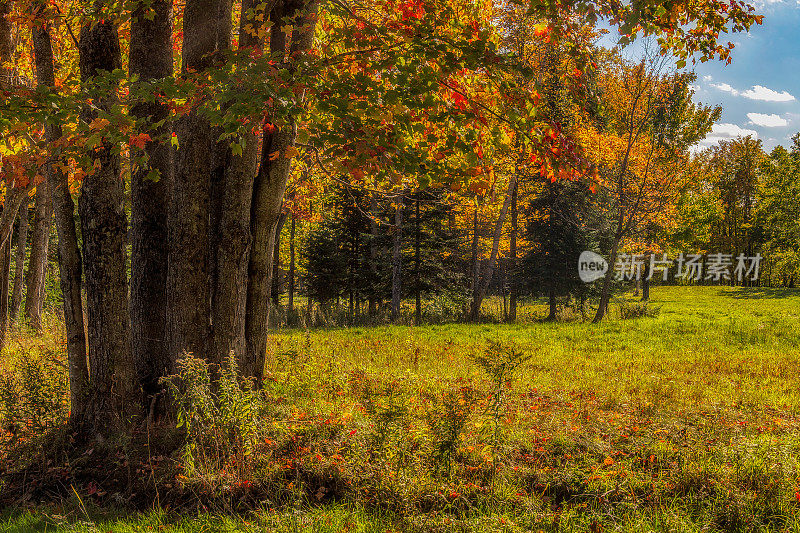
[[244, 125, 295, 379], [470, 176, 515, 321], [208, 0, 262, 367], [206, 0, 238, 364], [210, 136, 258, 365], [78, 20, 136, 430], [129, 0, 173, 407], [167, 0, 220, 364], [10, 200, 27, 319], [243, 0, 318, 381], [32, 25, 89, 423], [391, 193, 403, 323], [24, 184, 52, 330]]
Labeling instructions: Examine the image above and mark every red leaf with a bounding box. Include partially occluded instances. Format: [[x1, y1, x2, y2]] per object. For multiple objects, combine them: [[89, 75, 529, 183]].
[[129, 133, 152, 149]]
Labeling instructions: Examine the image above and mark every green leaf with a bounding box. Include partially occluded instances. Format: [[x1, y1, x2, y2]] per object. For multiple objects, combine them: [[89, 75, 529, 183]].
[[145, 168, 162, 182]]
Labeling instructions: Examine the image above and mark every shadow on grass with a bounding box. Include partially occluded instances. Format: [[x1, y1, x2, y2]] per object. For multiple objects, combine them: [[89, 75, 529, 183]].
[[717, 286, 800, 299]]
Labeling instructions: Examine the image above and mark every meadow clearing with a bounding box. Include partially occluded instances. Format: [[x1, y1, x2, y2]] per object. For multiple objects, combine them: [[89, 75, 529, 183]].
[[1, 285, 800, 532]]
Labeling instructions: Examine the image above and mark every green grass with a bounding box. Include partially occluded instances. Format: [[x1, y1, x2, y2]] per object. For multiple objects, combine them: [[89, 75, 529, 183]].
[[270, 285, 800, 411], [3, 286, 800, 532]]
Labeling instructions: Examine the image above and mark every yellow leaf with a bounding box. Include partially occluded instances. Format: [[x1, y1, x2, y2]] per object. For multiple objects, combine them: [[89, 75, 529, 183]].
[[89, 118, 110, 131]]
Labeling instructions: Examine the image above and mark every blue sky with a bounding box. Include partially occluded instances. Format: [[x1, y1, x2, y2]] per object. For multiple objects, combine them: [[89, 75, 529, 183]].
[[686, 1, 800, 151]]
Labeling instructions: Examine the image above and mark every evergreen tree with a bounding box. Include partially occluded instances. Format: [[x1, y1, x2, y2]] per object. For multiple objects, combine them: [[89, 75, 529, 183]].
[[525, 179, 599, 319]]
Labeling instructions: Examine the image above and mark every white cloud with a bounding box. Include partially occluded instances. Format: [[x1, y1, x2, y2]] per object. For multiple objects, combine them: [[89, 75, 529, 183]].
[[711, 82, 739, 96], [703, 75, 713, 82], [709, 83, 796, 102], [711, 123, 758, 138], [698, 123, 759, 147], [741, 85, 795, 102], [747, 112, 789, 127]]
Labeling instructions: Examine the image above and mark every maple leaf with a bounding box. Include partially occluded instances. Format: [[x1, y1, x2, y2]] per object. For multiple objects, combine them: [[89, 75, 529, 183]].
[[89, 118, 110, 131], [400, 0, 425, 20], [128, 133, 152, 149], [451, 91, 468, 111]]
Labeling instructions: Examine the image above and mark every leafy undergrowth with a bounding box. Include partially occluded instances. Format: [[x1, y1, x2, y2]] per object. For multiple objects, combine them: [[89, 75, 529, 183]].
[[2, 286, 800, 532]]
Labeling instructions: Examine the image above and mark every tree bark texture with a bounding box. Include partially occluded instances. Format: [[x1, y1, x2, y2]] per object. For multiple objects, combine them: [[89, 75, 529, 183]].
[[24, 183, 52, 330], [130, 0, 173, 403], [10, 200, 27, 319], [79, 20, 136, 429]]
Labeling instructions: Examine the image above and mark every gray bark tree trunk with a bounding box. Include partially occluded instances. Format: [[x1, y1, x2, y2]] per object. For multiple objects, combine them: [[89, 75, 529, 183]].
[[1, 0, 17, 341], [470, 176, 515, 321], [245, 125, 295, 378], [167, 0, 220, 364], [32, 24, 89, 423], [130, 0, 173, 407], [243, 0, 318, 382], [78, 19, 136, 430], [271, 210, 287, 307], [288, 212, 295, 313], [207, 0, 261, 368], [10, 200, 27, 319], [24, 183, 52, 330], [207, 0, 266, 367], [0, 225, 12, 352]]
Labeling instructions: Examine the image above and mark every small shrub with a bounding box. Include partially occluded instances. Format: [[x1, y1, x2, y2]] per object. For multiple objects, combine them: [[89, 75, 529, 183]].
[[0, 347, 69, 438], [422, 384, 480, 477], [618, 300, 661, 319], [470, 340, 530, 451], [161, 352, 262, 479]]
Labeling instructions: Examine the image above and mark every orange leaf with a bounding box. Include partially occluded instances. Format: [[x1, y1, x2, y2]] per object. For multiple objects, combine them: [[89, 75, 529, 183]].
[[128, 133, 152, 149], [89, 118, 110, 131]]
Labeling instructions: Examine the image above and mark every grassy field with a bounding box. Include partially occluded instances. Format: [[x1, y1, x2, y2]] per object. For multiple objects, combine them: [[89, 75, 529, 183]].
[[2, 286, 800, 532]]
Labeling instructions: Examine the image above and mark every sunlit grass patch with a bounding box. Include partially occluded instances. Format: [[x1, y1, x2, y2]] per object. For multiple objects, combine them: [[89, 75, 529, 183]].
[[3, 286, 800, 531]]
